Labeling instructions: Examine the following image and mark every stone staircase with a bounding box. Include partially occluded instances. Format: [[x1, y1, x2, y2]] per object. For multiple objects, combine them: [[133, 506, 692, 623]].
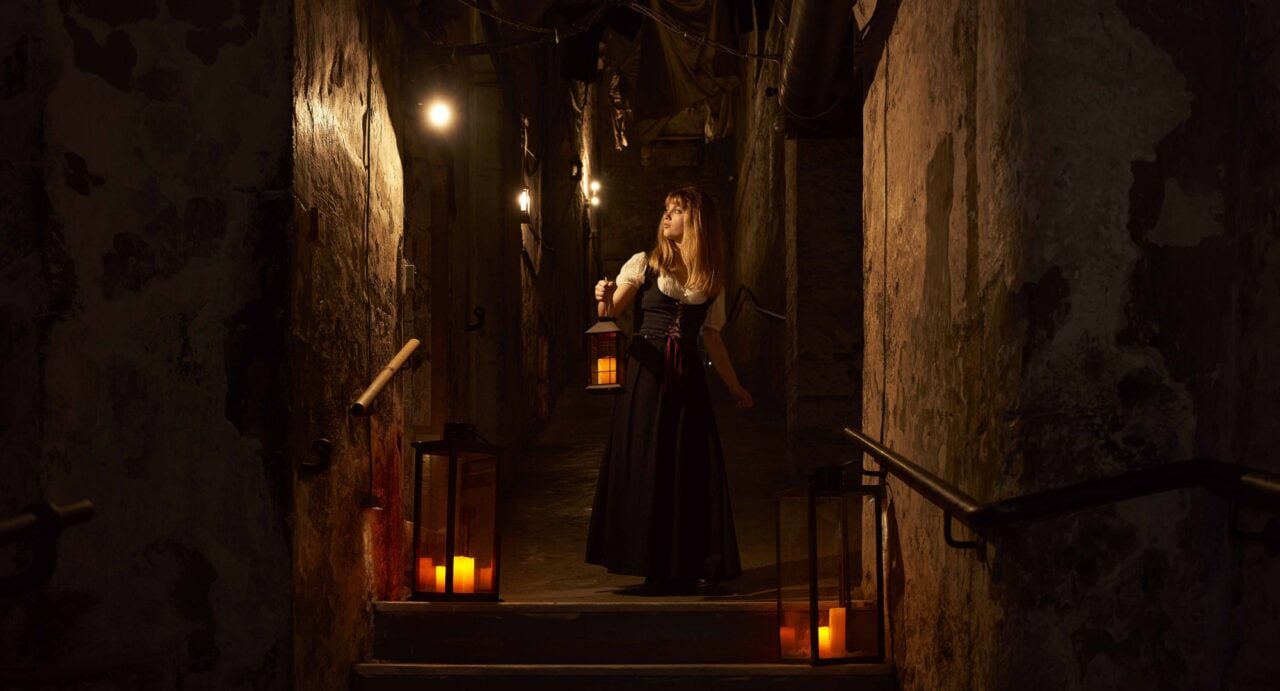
[[353, 601, 894, 690]]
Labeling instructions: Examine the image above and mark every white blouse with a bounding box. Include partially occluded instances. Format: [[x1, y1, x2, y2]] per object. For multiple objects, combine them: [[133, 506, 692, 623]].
[[615, 251, 727, 331]]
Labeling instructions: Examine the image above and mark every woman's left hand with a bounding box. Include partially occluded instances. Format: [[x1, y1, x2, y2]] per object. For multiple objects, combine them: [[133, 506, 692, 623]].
[[730, 385, 754, 410]]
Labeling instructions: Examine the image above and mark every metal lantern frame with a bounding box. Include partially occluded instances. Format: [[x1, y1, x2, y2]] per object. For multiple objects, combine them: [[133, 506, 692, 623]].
[[585, 317, 626, 392], [775, 466, 886, 665], [410, 426, 503, 602]]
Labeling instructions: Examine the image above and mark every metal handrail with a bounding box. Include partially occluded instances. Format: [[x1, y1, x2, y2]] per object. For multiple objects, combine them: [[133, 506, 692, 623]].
[[726, 285, 785, 325], [351, 338, 420, 416], [1, 500, 94, 597], [842, 427, 1280, 530]]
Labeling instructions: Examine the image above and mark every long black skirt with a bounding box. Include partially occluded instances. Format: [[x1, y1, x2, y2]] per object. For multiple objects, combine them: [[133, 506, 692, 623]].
[[585, 335, 742, 582]]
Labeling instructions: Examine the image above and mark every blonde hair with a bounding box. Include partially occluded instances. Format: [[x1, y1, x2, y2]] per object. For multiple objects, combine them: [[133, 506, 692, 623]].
[[647, 186, 724, 297]]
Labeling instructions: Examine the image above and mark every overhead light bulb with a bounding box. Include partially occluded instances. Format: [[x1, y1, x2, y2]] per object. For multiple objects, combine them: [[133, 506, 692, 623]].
[[590, 195, 600, 207], [590, 180, 601, 193], [425, 99, 454, 130]]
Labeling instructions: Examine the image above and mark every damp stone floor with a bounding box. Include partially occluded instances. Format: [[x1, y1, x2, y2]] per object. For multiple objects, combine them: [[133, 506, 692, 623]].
[[501, 382, 788, 602]]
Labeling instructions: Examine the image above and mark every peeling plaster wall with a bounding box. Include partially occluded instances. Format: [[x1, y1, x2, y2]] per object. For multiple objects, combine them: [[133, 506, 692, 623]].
[[291, 0, 405, 688], [863, 3, 1012, 686], [865, 0, 1280, 688], [0, 0, 291, 687]]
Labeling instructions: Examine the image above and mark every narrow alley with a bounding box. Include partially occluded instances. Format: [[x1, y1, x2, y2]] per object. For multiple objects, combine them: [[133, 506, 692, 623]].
[[503, 387, 785, 601]]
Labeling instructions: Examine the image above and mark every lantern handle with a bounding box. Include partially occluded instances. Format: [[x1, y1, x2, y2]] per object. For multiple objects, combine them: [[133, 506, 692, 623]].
[[598, 276, 615, 319]]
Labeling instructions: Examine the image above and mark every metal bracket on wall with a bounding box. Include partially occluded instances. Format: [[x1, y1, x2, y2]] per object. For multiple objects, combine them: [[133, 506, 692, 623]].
[[1230, 499, 1280, 557], [726, 285, 785, 325], [859, 465, 889, 481], [0, 500, 94, 597], [465, 306, 486, 332], [301, 437, 334, 474], [944, 513, 984, 553]]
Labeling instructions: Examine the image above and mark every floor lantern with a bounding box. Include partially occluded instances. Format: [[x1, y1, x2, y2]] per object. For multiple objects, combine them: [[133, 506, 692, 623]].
[[411, 422, 502, 601], [776, 464, 885, 664]]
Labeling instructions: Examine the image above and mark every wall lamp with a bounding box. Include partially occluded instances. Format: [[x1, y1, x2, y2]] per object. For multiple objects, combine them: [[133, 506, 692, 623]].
[[425, 98, 455, 131], [518, 187, 531, 222]]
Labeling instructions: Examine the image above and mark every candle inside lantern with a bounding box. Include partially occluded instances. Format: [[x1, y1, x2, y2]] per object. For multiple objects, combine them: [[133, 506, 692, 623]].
[[477, 565, 494, 591], [597, 356, 617, 385], [415, 557, 434, 592], [829, 606, 846, 656], [453, 555, 476, 593], [434, 565, 447, 592], [818, 626, 832, 658]]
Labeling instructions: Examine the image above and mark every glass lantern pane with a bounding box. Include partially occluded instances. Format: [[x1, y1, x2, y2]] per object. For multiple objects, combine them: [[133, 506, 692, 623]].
[[415, 452, 451, 594], [813, 493, 863, 659], [777, 491, 812, 660], [453, 451, 498, 595], [850, 491, 880, 656], [589, 333, 623, 387]]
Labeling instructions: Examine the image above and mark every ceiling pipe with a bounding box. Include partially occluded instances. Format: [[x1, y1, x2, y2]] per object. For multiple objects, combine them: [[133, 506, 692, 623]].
[[778, 0, 856, 127]]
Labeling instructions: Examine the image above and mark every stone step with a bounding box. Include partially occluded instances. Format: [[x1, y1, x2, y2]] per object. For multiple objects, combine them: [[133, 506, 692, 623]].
[[352, 662, 896, 691], [372, 601, 880, 664]]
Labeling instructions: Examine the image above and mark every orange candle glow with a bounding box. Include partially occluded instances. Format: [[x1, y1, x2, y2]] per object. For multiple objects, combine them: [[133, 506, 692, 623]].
[[818, 626, 832, 658], [829, 607, 846, 656], [434, 565, 446, 593], [415, 557, 434, 592], [453, 556, 475, 593], [779, 626, 796, 653], [478, 565, 494, 591], [597, 356, 617, 385]]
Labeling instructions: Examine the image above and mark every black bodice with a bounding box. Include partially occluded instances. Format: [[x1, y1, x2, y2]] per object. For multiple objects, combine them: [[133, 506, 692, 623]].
[[633, 268, 709, 342]]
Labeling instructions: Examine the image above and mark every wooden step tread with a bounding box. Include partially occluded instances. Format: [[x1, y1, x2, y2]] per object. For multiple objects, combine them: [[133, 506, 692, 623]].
[[357, 662, 894, 676], [374, 600, 875, 613], [353, 662, 896, 691]]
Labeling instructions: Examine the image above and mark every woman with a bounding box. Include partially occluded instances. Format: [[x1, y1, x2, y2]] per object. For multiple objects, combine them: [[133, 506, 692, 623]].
[[585, 186, 754, 595]]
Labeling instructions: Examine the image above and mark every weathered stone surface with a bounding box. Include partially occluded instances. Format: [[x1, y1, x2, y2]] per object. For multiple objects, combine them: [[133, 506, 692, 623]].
[[0, 0, 291, 689], [71, 0, 160, 26], [784, 137, 861, 477], [1227, 1, 1280, 684], [864, 0, 1280, 688], [726, 22, 786, 405], [291, 0, 406, 688], [62, 14, 137, 91]]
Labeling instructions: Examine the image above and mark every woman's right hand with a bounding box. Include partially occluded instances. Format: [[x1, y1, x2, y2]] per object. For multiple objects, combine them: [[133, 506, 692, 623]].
[[595, 279, 617, 304]]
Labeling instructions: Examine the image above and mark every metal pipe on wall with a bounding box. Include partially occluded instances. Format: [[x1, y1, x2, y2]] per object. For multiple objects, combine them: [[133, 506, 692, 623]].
[[778, 0, 855, 122], [351, 338, 421, 416]]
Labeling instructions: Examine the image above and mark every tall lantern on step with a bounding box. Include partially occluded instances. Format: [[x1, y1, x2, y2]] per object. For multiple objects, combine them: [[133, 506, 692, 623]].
[[411, 423, 502, 601], [776, 464, 885, 664], [585, 316, 625, 391]]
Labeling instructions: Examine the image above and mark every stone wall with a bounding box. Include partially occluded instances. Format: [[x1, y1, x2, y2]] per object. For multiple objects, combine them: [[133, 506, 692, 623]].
[[514, 66, 594, 419], [784, 137, 861, 478], [726, 22, 787, 406], [0, 0, 292, 687], [864, 0, 1280, 688], [594, 103, 736, 286], [291, 0, 406, 688], [1228, 2, 1280, 685]]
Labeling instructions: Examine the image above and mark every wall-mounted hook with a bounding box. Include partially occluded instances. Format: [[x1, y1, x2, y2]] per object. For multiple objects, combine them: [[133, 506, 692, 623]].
[[465, 306, 486, 332], [301, 437, 334, 473]]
